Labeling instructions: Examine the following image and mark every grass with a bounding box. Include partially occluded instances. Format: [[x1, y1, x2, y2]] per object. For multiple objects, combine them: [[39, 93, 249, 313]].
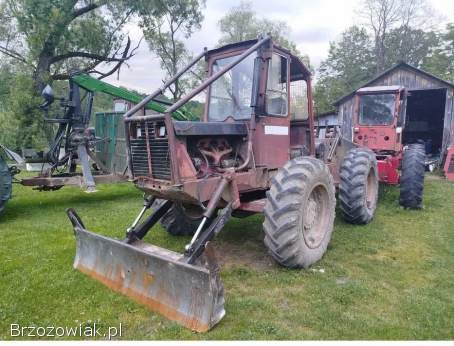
[[1, 174, 454, 340]]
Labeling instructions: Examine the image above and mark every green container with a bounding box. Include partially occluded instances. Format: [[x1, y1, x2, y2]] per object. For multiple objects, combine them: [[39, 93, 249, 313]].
[[95, 112, 127, 175], [0, 154, 12, 214]]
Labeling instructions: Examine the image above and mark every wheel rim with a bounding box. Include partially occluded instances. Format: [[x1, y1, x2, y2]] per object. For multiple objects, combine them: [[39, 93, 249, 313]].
[[365, 168, 378, 211], [303, 184, 330, 249]]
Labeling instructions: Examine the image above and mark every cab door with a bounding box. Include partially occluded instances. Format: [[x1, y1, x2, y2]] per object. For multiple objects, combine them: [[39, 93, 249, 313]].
[[253, 52, 291, 168]]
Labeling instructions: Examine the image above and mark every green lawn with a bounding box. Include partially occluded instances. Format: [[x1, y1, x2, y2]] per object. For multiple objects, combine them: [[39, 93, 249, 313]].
[[1, 175, 454, 340]]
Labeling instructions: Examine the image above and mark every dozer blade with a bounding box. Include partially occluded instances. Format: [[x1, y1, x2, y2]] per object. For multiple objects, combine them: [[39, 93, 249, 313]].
[[68, 210, 225, 332]]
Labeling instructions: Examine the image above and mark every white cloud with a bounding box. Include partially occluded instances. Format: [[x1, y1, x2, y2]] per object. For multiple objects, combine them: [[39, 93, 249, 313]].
[[103, 0, 453, 93]]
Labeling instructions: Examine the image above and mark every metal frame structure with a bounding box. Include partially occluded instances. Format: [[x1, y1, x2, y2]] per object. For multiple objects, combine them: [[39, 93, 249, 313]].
[[67, 36, 356, 332]]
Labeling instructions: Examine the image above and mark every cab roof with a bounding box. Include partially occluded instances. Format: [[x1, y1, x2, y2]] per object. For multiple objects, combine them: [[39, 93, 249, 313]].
[[357, 85, 403, 93], [206, 38, 311, 81]]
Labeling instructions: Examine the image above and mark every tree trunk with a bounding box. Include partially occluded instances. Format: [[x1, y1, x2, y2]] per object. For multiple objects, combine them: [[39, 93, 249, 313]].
[[34, 53, 53, 94], [375, 36, 386, 73]]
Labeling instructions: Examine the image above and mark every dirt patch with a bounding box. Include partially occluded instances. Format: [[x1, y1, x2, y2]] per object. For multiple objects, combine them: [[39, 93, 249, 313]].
[[426, 173, 445, 181], [212, 239, 277, 270]]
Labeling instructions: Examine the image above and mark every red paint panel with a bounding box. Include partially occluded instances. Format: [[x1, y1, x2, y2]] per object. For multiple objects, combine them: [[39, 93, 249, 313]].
[[377, 156, 400, 184], [444, 145, 454, 181], [354, 126, 402, 152], [253, 116, 290, 169]]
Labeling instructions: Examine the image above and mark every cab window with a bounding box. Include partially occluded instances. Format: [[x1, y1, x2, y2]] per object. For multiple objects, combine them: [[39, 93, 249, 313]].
[[208, 53, 256, 121], [359, 93, 396, 125], [266, 53, 288, 116], [290, 80, 309, 121]]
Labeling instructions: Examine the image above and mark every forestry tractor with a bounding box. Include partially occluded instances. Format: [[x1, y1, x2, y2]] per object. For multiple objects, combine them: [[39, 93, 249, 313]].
[[350, 86, 426, 209], [67, 36, 380, 332]]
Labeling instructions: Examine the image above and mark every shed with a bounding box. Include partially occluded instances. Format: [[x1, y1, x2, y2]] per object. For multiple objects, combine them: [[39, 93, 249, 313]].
[[334, 62, 454, 160], [315, 111, 338, 139]]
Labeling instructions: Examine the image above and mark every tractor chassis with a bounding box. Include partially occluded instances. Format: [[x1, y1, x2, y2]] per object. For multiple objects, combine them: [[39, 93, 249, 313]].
[[134, 168, 268, 209], [20, 173, 127, 190]]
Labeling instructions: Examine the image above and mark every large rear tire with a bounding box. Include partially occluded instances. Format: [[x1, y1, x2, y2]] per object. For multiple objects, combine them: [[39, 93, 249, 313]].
[[339, 147, 379, 224], [153, 199, 206, 236], [263, 157, 336, 268], [399, 143, 425, 209], [0, 156, 12, 215]]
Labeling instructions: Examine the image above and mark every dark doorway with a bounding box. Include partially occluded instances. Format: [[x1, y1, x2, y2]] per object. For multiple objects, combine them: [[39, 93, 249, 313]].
[[403, 88, 446, 157]]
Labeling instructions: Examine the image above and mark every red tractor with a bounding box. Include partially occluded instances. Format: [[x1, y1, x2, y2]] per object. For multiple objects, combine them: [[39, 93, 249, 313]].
[[66, 36, 379, 331], [349, 86, 426, 209]]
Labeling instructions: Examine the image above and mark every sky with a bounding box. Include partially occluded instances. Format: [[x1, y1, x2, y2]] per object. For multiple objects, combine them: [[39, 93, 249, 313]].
[[104, 0, 454, 94]]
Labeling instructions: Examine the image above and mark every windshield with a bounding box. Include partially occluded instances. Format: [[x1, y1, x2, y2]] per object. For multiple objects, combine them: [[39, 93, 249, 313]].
[[208, 53, 256, 121], [359, 93, 396, 125]]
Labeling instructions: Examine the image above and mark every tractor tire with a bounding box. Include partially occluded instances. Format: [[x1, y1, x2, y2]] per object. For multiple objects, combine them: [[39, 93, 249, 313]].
[[399, 143, 425, 209], [263, 156, 336, 268], [153, 199, 207, 236], [0, 156, 12, 215], [339, 147, 379, 224]]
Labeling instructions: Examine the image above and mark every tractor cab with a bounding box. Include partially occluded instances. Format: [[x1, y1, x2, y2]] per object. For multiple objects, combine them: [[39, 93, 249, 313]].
[[126, 37, 315, 201], [202, 39, 314, 168], [352, 85, 405, 154]]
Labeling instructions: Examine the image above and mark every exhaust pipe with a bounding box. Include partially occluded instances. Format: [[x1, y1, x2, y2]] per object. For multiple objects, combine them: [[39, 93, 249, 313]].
[[67, 209, 225, 332]]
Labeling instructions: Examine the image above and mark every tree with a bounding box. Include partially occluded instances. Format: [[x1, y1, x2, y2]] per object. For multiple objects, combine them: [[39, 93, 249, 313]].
[[0, 73, 47, 150], [218, 1, 309, 66], [218, 1, 255, 45], [314, 26, 376, 114], [358, 0, 434, 73], [0, 0, 169, 148], [141, 0, 205, 101], [314, 2, 445, 114], [383, 26, 440, 68], [423, 23, 454, 81], [0, 0, 145, 93]]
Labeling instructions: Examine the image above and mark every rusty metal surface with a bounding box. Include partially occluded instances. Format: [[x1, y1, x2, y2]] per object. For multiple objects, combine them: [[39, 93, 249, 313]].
[[325, 138, 357, 186], [134, 168, 270, 204], [238, 198, 266, 213], [20, 174, 127, 188], [125, 36, 317, 205], [72, 225, 225, 332]]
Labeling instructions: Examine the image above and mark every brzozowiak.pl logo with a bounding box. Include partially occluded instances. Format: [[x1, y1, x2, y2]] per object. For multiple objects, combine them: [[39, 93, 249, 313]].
[[10, 322, 123, 339]]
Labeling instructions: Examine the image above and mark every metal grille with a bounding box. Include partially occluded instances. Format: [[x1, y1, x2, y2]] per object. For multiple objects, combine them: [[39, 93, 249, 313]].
[[130, 120, 171, 180]]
